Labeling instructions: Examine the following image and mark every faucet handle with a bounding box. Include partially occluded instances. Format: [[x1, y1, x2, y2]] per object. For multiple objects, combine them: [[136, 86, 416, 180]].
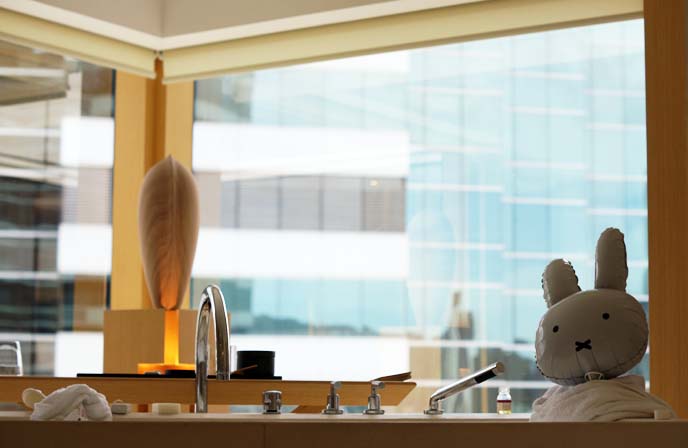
[[322, 381, 344, 415], [363, 380, 385, 415], [262, 390, 282, 414]]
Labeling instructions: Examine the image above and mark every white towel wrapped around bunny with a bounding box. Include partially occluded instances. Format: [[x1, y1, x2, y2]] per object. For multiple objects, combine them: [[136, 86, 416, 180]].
[[531, 228, 675, 421]]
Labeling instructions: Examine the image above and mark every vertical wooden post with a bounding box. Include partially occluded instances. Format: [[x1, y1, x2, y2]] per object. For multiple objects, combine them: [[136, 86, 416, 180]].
[[111, 61, 195, 311], [111, 70, 155, 310], [107, 62, 196, 372], [161, 79, 195, 170], [645, 0, 688, 417]]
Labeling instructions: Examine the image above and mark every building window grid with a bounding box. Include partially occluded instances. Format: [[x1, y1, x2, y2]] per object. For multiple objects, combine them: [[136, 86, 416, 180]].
[[221, 175, 406, 232]]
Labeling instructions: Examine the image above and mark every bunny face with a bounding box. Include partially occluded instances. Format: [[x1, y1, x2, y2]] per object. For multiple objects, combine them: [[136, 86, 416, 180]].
[[536, 289, 647, 385], [535, 228, 648, 386]]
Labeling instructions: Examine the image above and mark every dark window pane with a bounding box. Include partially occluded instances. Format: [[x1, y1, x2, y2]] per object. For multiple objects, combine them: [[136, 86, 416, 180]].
[[322, 177, 362, 231], [238, 178, 279, 229]]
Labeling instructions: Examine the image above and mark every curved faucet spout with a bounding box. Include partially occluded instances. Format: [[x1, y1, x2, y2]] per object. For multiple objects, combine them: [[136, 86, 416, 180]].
[[195, 285, 230, 413], [425, 362, 504, 415]]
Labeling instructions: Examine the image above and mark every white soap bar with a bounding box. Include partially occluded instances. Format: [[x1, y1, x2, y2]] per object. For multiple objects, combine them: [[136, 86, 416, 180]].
[[111, 401, 132, 415], [152, 403, 182, 415]]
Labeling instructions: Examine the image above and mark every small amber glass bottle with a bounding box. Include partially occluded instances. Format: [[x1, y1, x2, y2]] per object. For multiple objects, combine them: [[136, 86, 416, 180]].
[[497, 387, 512, 415]]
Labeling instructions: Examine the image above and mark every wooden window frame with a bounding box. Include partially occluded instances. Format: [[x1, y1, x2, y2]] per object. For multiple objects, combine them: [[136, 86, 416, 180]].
[[644, 0, 688, 418]]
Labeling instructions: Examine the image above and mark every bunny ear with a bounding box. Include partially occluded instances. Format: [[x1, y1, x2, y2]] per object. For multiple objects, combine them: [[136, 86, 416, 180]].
[[542, 259, 581, 307], [594, 227, 628, 291]]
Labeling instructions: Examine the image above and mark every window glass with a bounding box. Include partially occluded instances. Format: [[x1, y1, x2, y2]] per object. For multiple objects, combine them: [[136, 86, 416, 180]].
[[192, 19, 647, 412], [0, 40, 114, 375]]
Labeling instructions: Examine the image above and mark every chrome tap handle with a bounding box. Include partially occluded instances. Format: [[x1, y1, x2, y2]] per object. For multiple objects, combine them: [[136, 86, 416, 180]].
[[322, 381, 344, 415], [363, 380, 385, 415]]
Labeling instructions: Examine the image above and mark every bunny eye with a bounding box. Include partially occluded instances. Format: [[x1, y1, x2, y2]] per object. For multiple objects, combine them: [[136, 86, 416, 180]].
[[552, 325, 559, 333], [602, 313, 610, 320]]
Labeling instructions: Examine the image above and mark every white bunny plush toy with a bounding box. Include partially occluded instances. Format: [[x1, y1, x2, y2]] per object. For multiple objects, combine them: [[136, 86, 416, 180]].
[[530, 228, 675, 421]]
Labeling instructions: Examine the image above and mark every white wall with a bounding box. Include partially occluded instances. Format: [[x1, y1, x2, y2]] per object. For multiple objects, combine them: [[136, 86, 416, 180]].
[[194, 229, 407, 279], [192, 122, 409, 178], [57, 225, 408, 279]]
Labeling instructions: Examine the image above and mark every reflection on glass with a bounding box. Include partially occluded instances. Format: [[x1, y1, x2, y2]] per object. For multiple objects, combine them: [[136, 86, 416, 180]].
[[191, 20, 647, 412], [0, 40, 114, 375]]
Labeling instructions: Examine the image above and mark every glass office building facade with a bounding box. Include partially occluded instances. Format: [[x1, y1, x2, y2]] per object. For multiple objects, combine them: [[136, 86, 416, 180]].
[[192, 20, 647, 412], [0, 40, 114, 375]]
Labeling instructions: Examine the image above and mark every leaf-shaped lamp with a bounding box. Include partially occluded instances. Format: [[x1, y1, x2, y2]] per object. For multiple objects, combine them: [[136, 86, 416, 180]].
[[138, 156, 199, 310]]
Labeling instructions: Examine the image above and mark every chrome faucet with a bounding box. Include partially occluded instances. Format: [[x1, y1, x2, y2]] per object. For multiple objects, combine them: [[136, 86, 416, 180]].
[[195, 285, 230, 413], [424, 362, 505, 415], [322, 381, 344, 415]]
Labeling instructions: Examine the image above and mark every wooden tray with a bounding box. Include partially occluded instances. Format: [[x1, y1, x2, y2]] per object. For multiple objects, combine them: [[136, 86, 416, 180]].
[[0, 377, 416, 407]]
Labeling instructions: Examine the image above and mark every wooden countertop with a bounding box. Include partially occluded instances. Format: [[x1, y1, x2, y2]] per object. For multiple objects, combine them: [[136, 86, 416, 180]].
[[0, 410, 532, 422], [0, 411, 686, 448]]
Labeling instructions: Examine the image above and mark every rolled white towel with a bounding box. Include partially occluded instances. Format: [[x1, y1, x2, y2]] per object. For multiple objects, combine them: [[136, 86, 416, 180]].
[[531, 375, 676, 422], [30, 384, 112, 421]]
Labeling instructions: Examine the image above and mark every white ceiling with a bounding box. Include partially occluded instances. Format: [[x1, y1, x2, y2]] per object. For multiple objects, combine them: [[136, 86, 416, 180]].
[[0, 0, 485, 50], [36, 0, 164, 35]]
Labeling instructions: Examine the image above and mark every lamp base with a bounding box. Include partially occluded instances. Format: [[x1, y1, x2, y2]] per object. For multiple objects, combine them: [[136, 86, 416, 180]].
[[137, 363, 196, 374], [103, 309, 231, 374]]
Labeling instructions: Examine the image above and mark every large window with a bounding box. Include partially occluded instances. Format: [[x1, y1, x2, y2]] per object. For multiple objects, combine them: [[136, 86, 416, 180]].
[[192, 19, 646, 412], [0, 40, 114, 375]]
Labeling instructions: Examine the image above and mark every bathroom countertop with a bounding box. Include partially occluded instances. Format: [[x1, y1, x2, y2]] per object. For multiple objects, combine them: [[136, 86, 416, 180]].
[[0, 410, 532, 422], [0, 411, 686, 448]]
